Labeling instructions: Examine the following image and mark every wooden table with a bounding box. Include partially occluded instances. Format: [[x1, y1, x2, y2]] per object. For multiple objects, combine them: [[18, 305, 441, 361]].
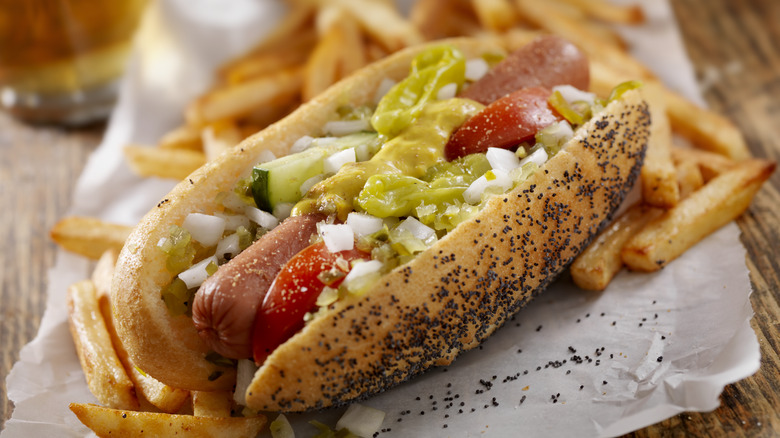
[[1, 0, 778, 435]]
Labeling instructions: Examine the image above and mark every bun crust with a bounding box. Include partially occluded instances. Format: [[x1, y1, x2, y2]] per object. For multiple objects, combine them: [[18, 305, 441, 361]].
[[112, 37, 650, 402]]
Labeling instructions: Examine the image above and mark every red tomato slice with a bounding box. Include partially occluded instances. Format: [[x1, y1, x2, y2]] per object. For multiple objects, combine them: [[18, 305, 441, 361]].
[[252, 241, 369, 364], [444, 86, 562, 161]]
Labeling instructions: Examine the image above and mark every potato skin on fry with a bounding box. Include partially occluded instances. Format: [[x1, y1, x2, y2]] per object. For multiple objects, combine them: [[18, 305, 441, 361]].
[[571, 204, 662, 291], [69, 403, 266, 438], [50, 217, 132, 260], [622, 159, 776, 272], [68, 281, 139, 411]]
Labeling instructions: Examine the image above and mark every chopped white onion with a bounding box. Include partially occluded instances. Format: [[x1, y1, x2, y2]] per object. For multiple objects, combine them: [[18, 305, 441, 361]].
[[214, 212, 251, 231], [465, 58, 490, 81], [315, 286, 339, 307], [299, 174, 324, 196], [269, 414, 295, 438], [324, 119, 370, 136], [373, 78, 396, 104], [319, 223, 354, 252], [436, 83, 458, 100], [257, 149, 277, 163], [218, 190, 250, 213], [346, 212, 383, 238], [233, 359, 259, 406], [463, 169, 513, 204], [178, 255, 218, 289], [311, 136, 338, 148], [215, 233, 240, 261], [182, 213, 226, 247], [540, 120, 574, 146], [486, 147, 521, 172], [382, 216, 400, 229], [519, 148, 549, 168], [354, 142, 372, 162], [336, 403, 386, 438], [343, 260, 383, 287], [396, 217, 435, 242], [324, 148, 356, 174], [245, 206, 279, 230], [289, 135, 314, 153], [273, 203, 294, 221], [552, 84, 597, 106]]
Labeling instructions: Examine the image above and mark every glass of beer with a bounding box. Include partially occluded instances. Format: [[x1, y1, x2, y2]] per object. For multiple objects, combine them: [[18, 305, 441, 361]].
[[0, 0, 148, 125]]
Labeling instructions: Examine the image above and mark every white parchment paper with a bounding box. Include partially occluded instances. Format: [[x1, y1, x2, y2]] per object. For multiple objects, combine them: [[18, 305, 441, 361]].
[[2, 1, 760, 437]]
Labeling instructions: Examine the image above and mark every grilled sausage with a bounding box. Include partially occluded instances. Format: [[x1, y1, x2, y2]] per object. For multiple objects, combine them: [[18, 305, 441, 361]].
[[459, 35, 589, 105], [192, 213, 323, 359]]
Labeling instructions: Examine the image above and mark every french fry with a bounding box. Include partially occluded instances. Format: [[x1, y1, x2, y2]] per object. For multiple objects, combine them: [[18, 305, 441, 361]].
[[500, 28, 542, 52], [221, 35, 314, 85], [225, 2, 316, 64], [186, 67, 303, 127], [513, 0, 652, 78], [325, 0, 422, 52], [557, 0, 644, 24], [641, 82, 680, 208], [201, 120, 243, 161], [101, 305, 190, 415], [91, 249, 119, 300], [436, 3, 486, 38], [242, 98, 301, 131], [128, 367, 191, 414], [315, 2, 343, 34], [471, 0, 518, 33], [69, 403, 267, 438], [192, 391, 233, 418], [663, 89, 751, 161], [590, 61, 750, 162], [89, 250, 191, 414], [68, 281, 139, 410], [50, 217, 132, 260], [364, 40, 390, 63], [410, 0, 459, 40], [671, 146, 738, 182], [589, 58, 633, 99], [580, 20, 628, 50], [674, 152, 705, 200], [571, 204, 662, 291], [622, 159, 776, 271], [338, 11, 368, 77], [518, 0, 626, 49], [124, 145, 206, 180], [303, 24, 344, 101], [158, 125, 203, 151]]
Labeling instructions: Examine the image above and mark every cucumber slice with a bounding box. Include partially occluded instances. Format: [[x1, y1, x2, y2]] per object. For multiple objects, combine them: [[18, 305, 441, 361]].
[[252, 132, 380, 212], [252, 147, 326, 212]]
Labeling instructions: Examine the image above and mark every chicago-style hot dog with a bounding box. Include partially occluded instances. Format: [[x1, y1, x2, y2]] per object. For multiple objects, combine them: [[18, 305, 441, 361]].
[[112, 35, 650, 412]]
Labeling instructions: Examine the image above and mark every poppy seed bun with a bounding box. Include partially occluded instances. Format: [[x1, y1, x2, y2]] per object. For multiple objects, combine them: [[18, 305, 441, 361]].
[[245, 87, 649, 411], [112, 36, 649, 399]]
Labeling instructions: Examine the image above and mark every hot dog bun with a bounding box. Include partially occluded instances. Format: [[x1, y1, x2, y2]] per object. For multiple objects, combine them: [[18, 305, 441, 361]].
[[112, 37, 650, 405]]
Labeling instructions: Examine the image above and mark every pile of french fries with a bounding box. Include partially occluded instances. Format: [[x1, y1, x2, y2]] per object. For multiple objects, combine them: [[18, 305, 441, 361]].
[[67, 249, 268, 436], [48, 0, 775, 436]]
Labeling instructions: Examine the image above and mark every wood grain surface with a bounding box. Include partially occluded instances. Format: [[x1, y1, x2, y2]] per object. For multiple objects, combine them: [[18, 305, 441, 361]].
[[0, 116, 102, 427], [623, 0, 780, 436], [1, 0, 778, 435]]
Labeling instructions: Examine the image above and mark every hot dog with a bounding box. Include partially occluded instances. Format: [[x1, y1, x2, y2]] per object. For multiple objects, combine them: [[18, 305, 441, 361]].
[[112, 35, 650, 411], [192, 36, 588, 361], [192, 213, 324, 359]]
